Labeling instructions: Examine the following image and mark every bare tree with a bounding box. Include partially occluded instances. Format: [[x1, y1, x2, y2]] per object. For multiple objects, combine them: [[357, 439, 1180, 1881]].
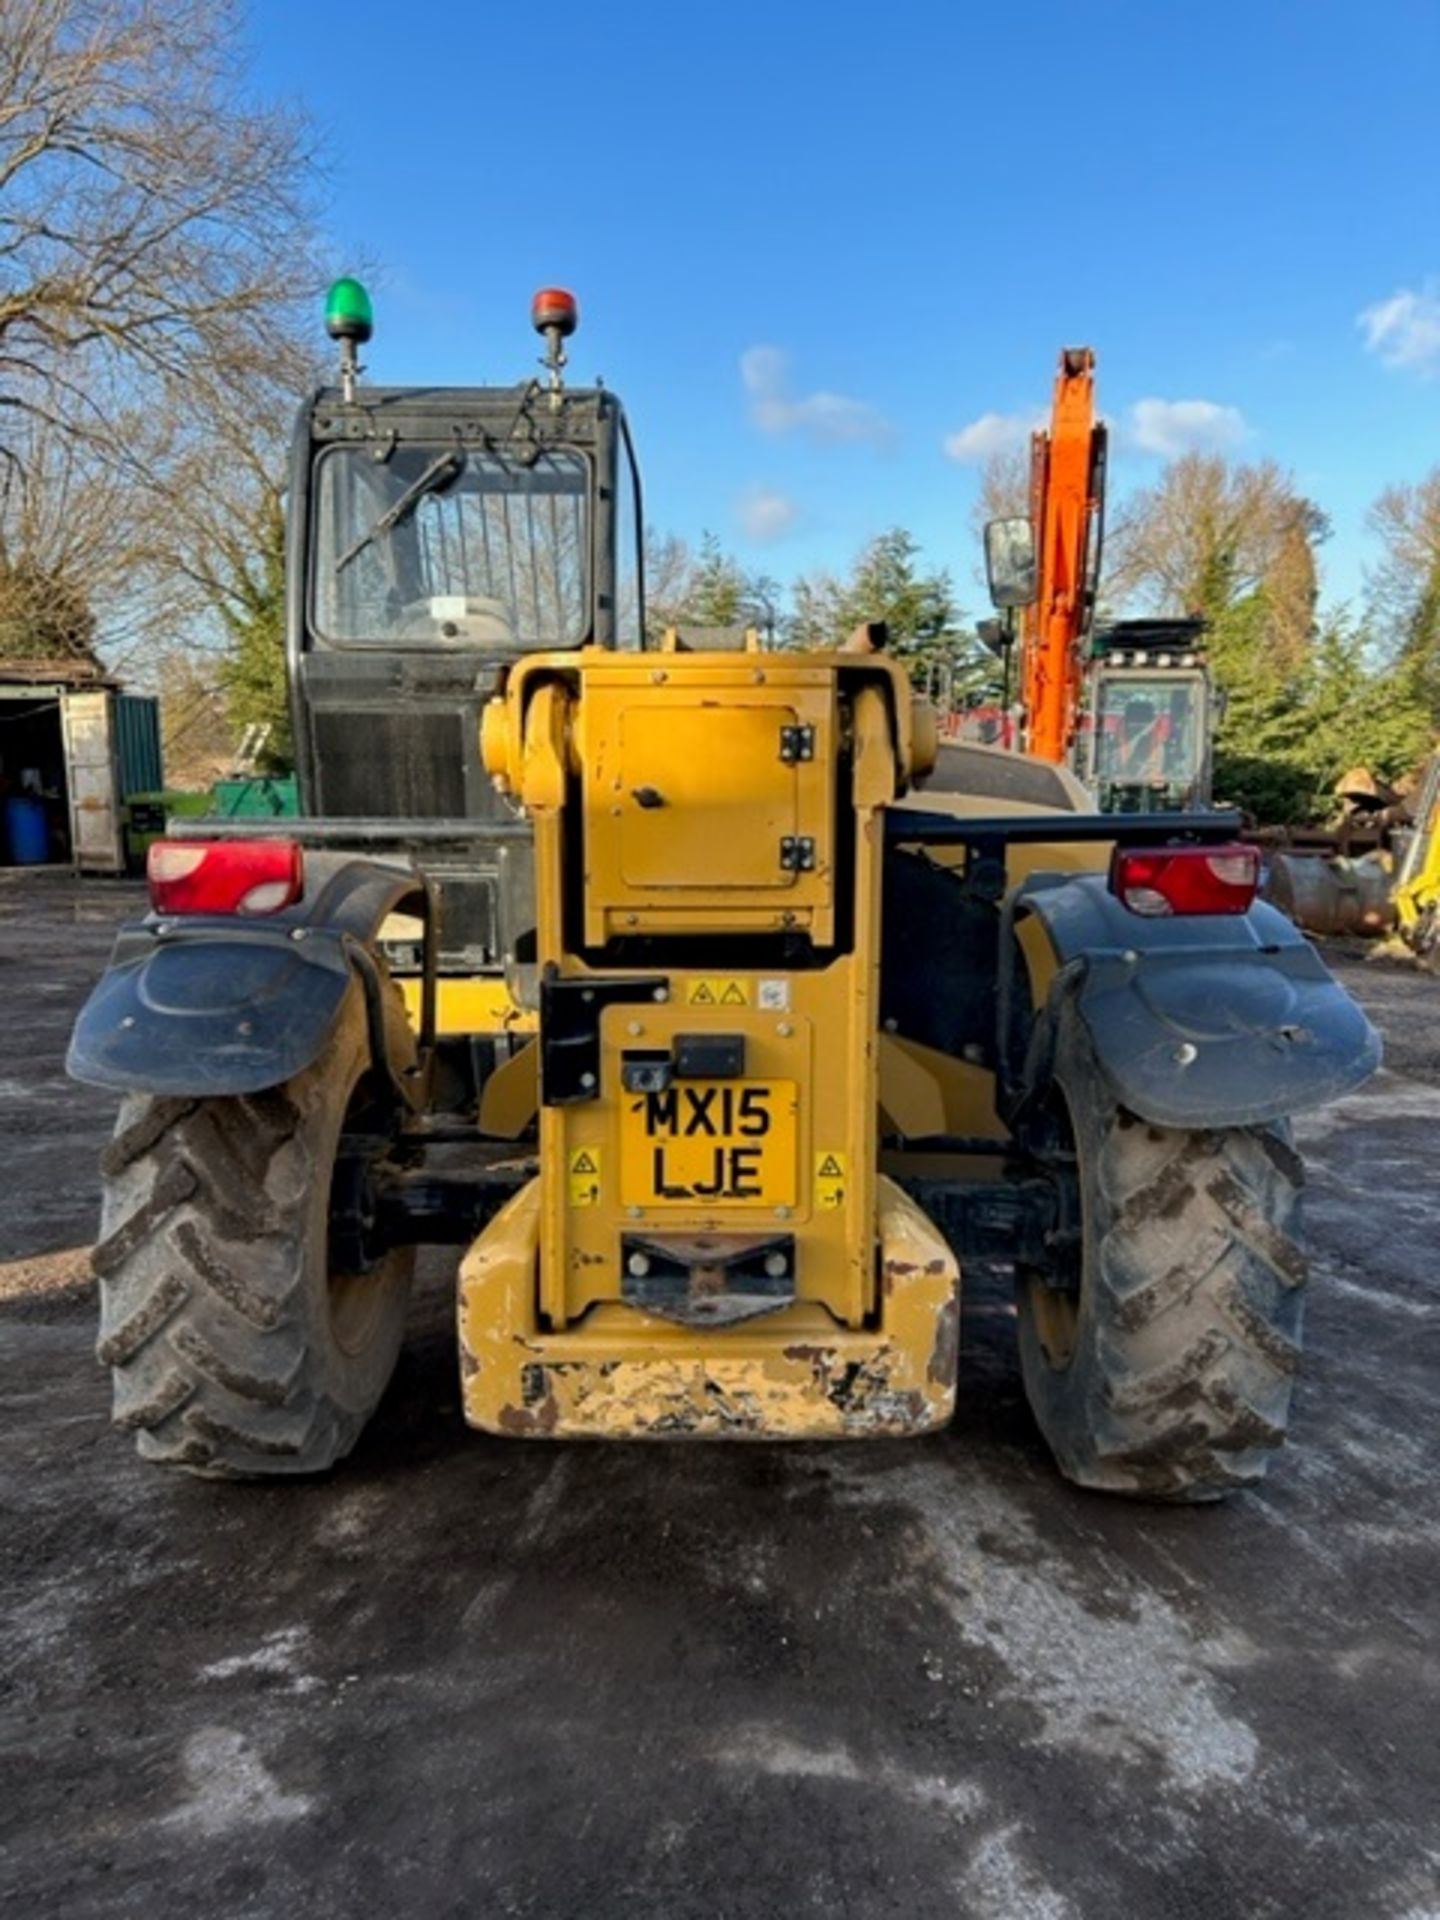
[[0, 419, 149, 658], [154, 645, 232, 786], [131, 336, 314, 609], [1367, 469, 1440, 715], [970, 445, 1031, 541], [640, 529, 697, 641], [113, 326, 332, 760], [1106, 454, 1327, 620], [1368, 471, 1440, 645], [0, 0, 320, 473]]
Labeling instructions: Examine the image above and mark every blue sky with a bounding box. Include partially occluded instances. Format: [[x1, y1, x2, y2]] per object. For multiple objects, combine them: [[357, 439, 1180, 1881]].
[[249, 0, 1438, 615]]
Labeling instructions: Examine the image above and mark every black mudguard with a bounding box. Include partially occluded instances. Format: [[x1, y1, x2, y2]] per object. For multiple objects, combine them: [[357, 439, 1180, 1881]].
[[1011, 873, 1381, 1129], [67, 853, 427, 1098]]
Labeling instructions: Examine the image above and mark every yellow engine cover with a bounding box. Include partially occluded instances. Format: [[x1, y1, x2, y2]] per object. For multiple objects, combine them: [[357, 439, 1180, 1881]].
[[574, 661, 841, 944]]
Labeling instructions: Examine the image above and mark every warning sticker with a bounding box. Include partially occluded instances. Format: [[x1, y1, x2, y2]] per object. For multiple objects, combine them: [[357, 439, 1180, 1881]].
[[686, 977, 751, 1008], [757, 977, 790, 1012], [814, 1150, 848, 1210], [568, 1145, 601, 1208]]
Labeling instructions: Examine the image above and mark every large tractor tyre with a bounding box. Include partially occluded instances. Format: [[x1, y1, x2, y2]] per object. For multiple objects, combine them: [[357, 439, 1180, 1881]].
[[1015, 1034, 1308, 1502], [93, 976, 417, 1478]]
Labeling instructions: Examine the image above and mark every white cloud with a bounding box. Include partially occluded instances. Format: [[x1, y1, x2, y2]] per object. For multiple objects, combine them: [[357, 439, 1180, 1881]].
[[943, 410, 1041, 463], [740, 345, 894, 449], [738, 488, 798, 542], [1358, 281, 1440, 376], [946, 396, 1250, 463], [1127, 397, 1250, 457]]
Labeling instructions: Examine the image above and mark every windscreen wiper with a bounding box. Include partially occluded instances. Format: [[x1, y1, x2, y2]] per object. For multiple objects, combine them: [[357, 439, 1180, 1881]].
[[334, 447, 467, 575]]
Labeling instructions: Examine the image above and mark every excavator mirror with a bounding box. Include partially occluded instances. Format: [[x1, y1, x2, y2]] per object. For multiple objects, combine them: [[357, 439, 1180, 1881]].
[[984, 516, 1037, 610]]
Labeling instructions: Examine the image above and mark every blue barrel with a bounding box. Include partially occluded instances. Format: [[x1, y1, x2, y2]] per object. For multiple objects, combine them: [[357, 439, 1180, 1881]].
[[5, 795, 48, 865]]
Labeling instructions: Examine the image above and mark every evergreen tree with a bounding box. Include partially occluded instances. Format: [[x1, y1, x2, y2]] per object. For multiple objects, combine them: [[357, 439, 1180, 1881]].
[[787, 528, 958, 685], [1211, 602, 1432, 822], [687, 531, 748, 627]]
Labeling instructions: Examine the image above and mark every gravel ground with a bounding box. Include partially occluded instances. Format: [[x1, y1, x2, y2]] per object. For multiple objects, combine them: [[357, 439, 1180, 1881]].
[[1, 872, 1437, 1920]]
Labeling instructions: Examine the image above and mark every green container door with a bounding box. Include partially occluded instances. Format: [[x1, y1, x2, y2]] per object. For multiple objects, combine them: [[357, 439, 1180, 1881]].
[[115, 695, 164, 798], [210, 776, 300, 818]]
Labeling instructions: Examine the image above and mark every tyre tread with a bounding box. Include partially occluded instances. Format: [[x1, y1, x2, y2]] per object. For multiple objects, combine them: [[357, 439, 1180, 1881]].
[[1018, 1068, 1308, 1501], [92, 981, 413, 1479]]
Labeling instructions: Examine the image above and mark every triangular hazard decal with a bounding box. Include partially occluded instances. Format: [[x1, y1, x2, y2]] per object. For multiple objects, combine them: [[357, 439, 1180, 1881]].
[[571, 1150, 598, 1175], [817, 1154, 844, 1178], [690, 982, 716, 1004], [718, 981, 746, 1005]]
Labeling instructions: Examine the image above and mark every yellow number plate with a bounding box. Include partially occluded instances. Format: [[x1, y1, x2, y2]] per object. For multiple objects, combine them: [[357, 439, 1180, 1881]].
[[619, 1079, 798, 1208]]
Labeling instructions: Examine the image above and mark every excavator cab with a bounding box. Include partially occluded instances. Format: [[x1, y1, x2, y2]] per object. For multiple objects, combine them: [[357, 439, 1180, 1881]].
[[1081, 621, 1217, 814]]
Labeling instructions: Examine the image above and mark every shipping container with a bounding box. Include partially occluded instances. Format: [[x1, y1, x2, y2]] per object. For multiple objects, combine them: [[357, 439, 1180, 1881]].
[[0, 665, 163, 872]]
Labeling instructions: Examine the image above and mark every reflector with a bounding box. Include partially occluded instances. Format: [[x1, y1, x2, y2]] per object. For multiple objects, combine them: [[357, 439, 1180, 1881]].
[[1110, 843, 1259, 917], [148, 839, 304, 917]]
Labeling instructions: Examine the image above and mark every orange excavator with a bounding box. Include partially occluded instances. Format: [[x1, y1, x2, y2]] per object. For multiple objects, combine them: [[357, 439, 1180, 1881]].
[[1021, 347, 1107, 764], [982, 348, 1217, 812]]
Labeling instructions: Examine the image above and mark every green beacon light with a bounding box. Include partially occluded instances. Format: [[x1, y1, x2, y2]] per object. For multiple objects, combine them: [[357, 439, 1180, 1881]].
[[325, 277, 373, 402]]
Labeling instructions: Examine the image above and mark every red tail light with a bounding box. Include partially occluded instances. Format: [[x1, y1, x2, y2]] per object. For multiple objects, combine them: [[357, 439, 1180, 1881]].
[[1110, 843, 1259, 917], [148, 839, 304, 916]]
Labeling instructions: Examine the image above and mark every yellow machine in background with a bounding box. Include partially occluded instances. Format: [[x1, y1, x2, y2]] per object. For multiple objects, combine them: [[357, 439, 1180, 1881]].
[[462, 634, 959, 1437], [1394, 751, 1440, 969]]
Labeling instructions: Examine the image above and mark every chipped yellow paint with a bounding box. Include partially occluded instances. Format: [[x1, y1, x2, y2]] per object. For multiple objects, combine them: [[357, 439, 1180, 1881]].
[[457, 1176, 959, 1439]]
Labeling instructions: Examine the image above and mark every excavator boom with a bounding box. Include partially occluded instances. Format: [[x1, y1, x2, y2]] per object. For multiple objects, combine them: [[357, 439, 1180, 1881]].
[[1021, 349, 1106, 763]]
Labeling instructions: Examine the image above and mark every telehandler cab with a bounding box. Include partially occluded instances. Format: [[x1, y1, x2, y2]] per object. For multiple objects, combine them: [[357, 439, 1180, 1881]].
[[69, 286, 1379, 1497]]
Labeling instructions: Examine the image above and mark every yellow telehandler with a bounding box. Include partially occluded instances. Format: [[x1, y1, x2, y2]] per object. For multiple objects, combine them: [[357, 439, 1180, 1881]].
[[68, 284, 1379, 1498]]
